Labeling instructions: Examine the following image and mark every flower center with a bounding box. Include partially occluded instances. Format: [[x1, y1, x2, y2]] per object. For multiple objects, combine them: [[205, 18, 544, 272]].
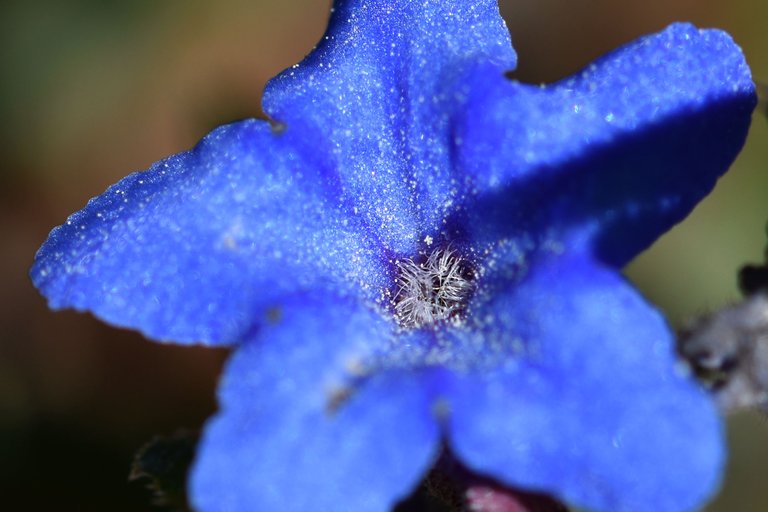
[[393, 248, 473, 328]]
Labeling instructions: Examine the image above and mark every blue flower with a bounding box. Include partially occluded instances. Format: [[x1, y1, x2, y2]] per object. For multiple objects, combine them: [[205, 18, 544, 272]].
[[31, 1, 755, 511]]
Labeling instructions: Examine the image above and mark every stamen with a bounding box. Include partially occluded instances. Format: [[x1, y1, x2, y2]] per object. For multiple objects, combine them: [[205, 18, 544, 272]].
[[393, 248, 473, 328]]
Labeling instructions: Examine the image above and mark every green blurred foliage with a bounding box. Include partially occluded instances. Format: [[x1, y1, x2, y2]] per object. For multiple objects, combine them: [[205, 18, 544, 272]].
[[1, 1, 766, 510]]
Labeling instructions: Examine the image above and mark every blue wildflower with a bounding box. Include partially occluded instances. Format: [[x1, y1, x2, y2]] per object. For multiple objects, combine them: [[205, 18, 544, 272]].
[[31, 1, 755, 511]]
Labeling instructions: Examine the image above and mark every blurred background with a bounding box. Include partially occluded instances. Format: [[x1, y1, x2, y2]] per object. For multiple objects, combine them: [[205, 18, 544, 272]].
[[1, 0, 766, 510]]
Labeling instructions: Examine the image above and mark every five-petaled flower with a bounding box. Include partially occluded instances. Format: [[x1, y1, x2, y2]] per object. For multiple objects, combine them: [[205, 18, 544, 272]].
[[31, 1, 755, 511]]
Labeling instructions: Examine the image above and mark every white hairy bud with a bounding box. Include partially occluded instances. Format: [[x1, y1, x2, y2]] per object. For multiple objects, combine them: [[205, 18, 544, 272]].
[[679, 293, 768, 413]]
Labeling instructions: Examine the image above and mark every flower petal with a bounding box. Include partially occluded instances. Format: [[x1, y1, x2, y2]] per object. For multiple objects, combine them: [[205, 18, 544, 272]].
[[446, 252, 724, 512], [457, 23, 755, 265], [190, 294, 440, 512], [263, 0, 516, 250], [31, 120, 388, 345]]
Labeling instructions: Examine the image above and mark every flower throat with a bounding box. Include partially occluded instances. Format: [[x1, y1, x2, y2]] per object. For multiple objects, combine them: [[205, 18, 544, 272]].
[[393, 248, 473, 328]]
